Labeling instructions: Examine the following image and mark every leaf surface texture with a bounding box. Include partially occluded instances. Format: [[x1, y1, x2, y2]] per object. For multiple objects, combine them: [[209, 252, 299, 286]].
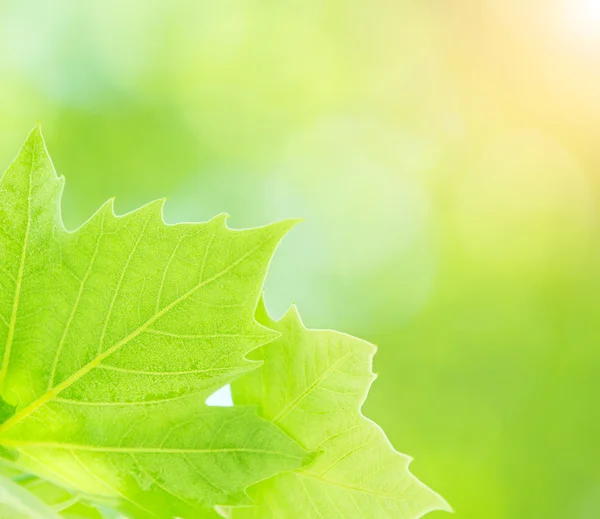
[[0, 129, 308, 518], [232, 302, 451, 518]]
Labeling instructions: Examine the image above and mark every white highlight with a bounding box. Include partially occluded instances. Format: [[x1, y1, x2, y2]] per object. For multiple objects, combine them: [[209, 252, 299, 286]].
[[205, 384, 234, 407], [562, 0, 600, 44]]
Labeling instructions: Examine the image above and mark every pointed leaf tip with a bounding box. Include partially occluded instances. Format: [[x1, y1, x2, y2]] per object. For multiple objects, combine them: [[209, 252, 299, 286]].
[[26, 123, 45, 146], [281, 304, 305, 328], [232, 305, 449, 519], [0, 132, 311, 517], [209, 213, 230, 228]]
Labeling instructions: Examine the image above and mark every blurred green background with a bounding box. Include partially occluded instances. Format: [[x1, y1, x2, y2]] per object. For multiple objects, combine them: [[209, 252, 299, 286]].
[[1, 1, 599, 517]]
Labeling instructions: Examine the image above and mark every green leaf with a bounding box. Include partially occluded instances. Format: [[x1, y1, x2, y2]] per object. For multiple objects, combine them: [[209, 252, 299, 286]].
[[231, 301, 451, 518], [0, 128, 309, 517]]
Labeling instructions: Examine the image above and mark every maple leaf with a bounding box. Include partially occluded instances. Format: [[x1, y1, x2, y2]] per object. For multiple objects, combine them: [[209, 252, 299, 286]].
[[0, 128, 309, 518], [231, 301, 451, 518]]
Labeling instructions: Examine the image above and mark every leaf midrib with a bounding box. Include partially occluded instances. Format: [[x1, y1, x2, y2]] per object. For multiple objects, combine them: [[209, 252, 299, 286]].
[[0, 142, 34, 393], [0, 440, 304, 459], [271, 352, 353, 424], [297, 471, 408, 501]]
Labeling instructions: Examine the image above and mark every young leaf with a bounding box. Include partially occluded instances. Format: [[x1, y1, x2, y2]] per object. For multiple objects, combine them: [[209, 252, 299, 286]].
[[231, 302, 451, 518], [0, 128, 309, 517]]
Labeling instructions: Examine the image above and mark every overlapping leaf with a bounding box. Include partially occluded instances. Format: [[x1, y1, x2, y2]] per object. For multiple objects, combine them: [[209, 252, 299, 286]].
[[232, 302, 451, 518], [0, 128, 309, 518], [0, 471, 63, 519], [0, 460, 104, 519]]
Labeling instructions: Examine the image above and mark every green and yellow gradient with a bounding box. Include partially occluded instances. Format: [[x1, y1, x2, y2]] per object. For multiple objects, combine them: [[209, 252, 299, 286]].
[[1, 1, 599, 517]]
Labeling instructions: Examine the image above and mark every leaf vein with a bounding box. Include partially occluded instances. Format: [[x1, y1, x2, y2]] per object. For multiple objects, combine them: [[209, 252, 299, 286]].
[[0, 238, 269, 432]]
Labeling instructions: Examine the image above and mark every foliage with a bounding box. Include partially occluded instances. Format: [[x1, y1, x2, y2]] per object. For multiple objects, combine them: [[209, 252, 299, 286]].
[[0, 128, 446, 518], [231, 301, 449, 518]]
